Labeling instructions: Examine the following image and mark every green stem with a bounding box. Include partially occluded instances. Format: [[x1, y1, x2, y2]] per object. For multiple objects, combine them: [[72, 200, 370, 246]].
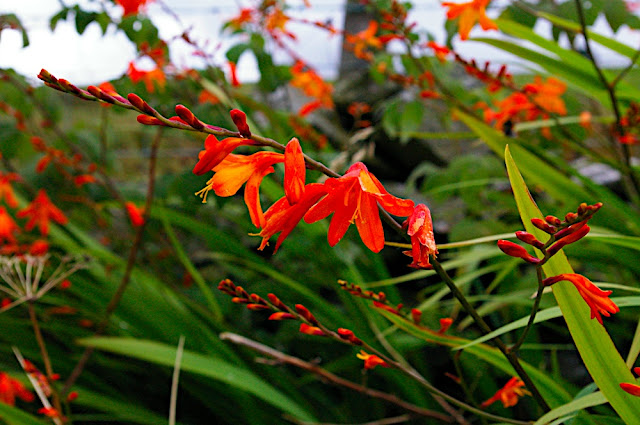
[[510, 266, 545, 352], [431, 257, 551, 412]]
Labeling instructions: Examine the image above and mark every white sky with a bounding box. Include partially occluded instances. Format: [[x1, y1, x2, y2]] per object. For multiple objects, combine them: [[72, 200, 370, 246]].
[[0, 0, 638, 85]]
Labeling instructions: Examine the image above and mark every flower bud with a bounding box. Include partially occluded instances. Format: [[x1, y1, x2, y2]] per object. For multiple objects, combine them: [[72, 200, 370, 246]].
[[497, 240, 541, 264], [547, 225, 590, 256], [531, 218, 557, 234], [268, 312, 296, 320], [515, 231, 544, 249], [230, 109, 251, 138]]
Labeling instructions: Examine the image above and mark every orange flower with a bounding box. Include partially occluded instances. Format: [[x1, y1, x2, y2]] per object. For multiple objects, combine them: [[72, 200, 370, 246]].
[[356, 350, 389, 370], [299, 323, 325, 336], [426, 41, 451, 62], [125, 202, 145, 227], [542, 273, 619, 325], [198, 90, 220, 105], [192, 135, 258, 176], [442, 0, 497, 41], [620, 367, 640, 396], [290, 61, 334, 114], [524, 76, 567, 116], [0, 206, 19, 244], [257, 183, 328, 252], [345, 21, 383, 60], [127, 62, 165, 93], [196, 152, 283, 229], [0, 372, 35, 405], [16, 189, 67, 236], [305, 163, 415, 253], [227, 8, 254, 31], [284, 138, 306, 205], [403, 203, 437, 268], [265, 8, 295, 39], [481, 377, 530, 408], [228, 61, 241, 87], [0, 172, 19, 208], [115, 0, 154, 16]]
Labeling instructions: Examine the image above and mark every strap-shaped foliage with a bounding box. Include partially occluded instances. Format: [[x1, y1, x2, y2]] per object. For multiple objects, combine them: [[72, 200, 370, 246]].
[[505, 146, 640, 424]]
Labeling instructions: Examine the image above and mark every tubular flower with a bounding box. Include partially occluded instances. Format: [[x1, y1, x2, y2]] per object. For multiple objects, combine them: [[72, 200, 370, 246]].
[[481, 377, 530, 408], [127, 62, 165, 93], [284, 138, 306, 205], [257, 183, 329, 252], [289, 61, 334, 115], [115, 0, 154, 16], [0, 372, 35, 405], [442, 0, 497, 41], [16, 190, 67, 236], [345, 21, 383, 61], [0, 172, 19, 208], [192, 135, 258, 176], [356, 350, 389, 370], [196, 152, 283, 229], [542, 274, 619, 325], [304, 162, 415, 253], [403, 203, 437, 268], [620, 367, 640, 396]]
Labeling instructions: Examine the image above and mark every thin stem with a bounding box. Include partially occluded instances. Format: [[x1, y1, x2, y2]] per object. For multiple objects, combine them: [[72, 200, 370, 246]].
[[431, 257, 551, 412], [510, 267, 546, 352], [27, 301, 63, 417], [62, 127, 164, 395], [221, 332, 485, 424]]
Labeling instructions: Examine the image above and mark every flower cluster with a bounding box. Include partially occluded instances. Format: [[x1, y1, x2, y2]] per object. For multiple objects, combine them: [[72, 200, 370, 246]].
[[218, 279, 390, 370], [192, 109, 436, 262], [498, 202, 619, 325], [481, 377, 530, 408], [289, 61, 334, 116]]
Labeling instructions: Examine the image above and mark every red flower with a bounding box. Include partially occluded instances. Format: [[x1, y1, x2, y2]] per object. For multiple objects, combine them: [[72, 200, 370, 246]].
[[0, 207, 19, 244], [16, 190, 67, 236], [115, 0, 154, 17], [543, 273, 619, 325], [481, 377, 530, 408], [197, 152, 283, 229], [442, 0, 497, 41], [127, 62, 165, 93], [257, 183, 329, 252], [304, 162, 415, 253], [125, 202, 145, 227], [426, 41, 451, 63], [0, 172, 19, 208], [0, 372, 35, 405], [192, 135, 257, 176], [356, 350, 389, 370], [228, 61, 241, 87], [403, 203, 437, 268]]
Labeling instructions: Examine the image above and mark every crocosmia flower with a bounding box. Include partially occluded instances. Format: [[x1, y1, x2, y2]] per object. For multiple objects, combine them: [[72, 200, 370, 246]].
[[197, 152, 284, 229], [481, 377, 530, 408], [192, 135, 257, 176], [356, 350, 389, 370], [16, 190, 67, 236], [403, 203, 437, 268], [0, 372, 35, 406], [442, 0, 497, 41], [543, 273, 619, 325], [304, 162, 415, 253]]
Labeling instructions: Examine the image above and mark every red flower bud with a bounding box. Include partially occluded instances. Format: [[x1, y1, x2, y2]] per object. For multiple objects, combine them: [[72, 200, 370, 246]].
[[497, 240, 541, 264], [545, 215, 561, 226], [175, 104, 204, 130], [268, 312, 296, 320], [295, 304, 318, 325], [299, 323, 325, 336], [411, 308, 422, 325], [547, 225, 590, 256], [438, 317, 453, 334], [137, 115, 164, 126], [230, 109, 251, 138], [515, 231, 544, 249], [246, 303, 269, 311], [531, 218, 557, 234]]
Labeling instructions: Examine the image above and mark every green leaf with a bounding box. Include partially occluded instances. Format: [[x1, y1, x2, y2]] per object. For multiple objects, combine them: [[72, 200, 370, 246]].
[[454, 297, 640, 351], [604, 0, 634, 32], [534, 392, 606, 425], [49, 8, 69, 31], [75, 9, 97, 35], [0, 402, 46, 425], [505, 146, 640, 424], [399, 101, 424, 144], [79, 337, 316, 422], [378, 310, 573, 406], [0, 14, 29, 47], [226, 43, 250, 64]]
